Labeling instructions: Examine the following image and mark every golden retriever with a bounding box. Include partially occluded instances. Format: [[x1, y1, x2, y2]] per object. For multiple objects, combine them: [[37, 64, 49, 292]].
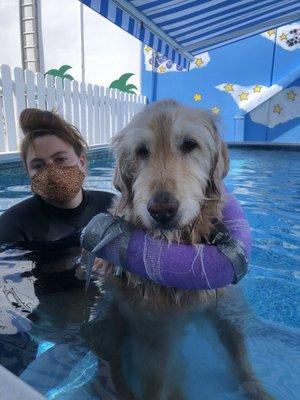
[[105, 99, 229, 306], [84, 100, 274, 400]]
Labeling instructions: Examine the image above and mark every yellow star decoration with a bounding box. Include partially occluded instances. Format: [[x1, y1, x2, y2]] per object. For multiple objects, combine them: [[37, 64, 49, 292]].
[[267, 29, 276, 37], [280, 33, 287, 41], [158, 66, 166, 73], [144, 45, 152, 52], [239, 92, 249, 101], [193, 93, 202, 102], [211, 106, 220, 114], [253, 85, 262, 93], [194, 58, 204, 67], [224, 83, 234, 92], [287, 91, 297, 101], [273, 104, 282, 114]]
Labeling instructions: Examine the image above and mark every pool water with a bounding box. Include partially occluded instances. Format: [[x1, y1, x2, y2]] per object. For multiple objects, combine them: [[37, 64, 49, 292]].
[[0, 148, 299, 400]]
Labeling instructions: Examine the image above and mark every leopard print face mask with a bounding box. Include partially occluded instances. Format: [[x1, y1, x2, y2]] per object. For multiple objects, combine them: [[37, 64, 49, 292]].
[[31, 164, 85, 203]]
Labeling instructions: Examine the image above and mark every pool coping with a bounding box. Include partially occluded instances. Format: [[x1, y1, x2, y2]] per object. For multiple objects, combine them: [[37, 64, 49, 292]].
[[0, 145, 113, 171], [227, 142, 300, 150]]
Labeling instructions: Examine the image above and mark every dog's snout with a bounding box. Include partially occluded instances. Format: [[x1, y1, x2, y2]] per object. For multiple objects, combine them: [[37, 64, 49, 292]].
[[147, 191, 179, 223]]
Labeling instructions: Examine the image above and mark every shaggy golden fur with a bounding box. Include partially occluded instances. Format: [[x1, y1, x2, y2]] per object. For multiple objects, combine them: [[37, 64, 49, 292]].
[[102, 99, 229, 306]]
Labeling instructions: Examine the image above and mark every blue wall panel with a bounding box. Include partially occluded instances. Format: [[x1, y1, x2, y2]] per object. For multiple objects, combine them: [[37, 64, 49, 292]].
[[141, 22, 300, 144]]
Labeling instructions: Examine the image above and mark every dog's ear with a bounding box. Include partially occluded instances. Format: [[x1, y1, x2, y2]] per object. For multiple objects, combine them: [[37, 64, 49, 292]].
[[207, 121, 229, 201], [112, 132, 136, 210], [216, 139, 229, 180]]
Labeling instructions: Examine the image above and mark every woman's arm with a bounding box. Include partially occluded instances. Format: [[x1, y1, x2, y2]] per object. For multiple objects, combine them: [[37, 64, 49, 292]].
[[81, 190, 251, 289], [0, 209, 25, 246]]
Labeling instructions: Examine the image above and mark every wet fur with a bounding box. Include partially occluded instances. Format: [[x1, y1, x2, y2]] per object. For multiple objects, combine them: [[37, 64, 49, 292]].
[[104, 99, 229, 307]]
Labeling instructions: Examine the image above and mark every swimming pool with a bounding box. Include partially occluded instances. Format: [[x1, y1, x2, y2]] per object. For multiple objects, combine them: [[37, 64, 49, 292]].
[[0, 148, 299, 399]]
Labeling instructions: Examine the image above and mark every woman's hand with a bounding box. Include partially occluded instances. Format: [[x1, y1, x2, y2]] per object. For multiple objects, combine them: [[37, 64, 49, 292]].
[[75, 250, 107, 281]]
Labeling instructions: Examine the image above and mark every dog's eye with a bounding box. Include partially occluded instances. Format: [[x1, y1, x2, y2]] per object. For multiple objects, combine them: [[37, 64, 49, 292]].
[[180, 139, 198, 154], [136, 145, 150, 159]]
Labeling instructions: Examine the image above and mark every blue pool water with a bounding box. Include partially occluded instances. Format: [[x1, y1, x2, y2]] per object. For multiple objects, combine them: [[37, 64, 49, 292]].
[[0, 148, 299, 400]]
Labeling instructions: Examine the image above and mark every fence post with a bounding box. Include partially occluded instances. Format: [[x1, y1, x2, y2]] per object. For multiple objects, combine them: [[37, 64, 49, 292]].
[[14, 67, 26, 116], [25, 69, 36, 108], [80, 81, 87, 141], [64, 78, 72, 122], [87, 83, 94, 145], [14, 67, 26, 145], [46, 74, 55, 111], [119, 91, 125, 130], [110, 89, 116, 137], [124, 92, 129, 126], [55, 76, 64, 115], [94, 85, 100, 145], [1, 64, 17, 152], [72, 80, 80, 128], [99, 86, 105, 144], [104, 87, 111, 143], [36, 71, 46, 110]]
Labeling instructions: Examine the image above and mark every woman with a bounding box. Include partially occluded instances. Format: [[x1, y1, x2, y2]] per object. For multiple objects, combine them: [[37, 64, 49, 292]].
[[0, 108, 113, 245], [0, 108, 114, 376]]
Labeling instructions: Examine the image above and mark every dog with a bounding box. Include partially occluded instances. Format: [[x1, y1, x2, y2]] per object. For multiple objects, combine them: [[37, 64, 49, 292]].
[[84, 100, 274, 400], [105, 99, 229, 306]]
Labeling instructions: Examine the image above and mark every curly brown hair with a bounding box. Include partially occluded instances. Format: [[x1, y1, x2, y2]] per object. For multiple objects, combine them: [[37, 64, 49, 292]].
[[19, 108, 88, 167]]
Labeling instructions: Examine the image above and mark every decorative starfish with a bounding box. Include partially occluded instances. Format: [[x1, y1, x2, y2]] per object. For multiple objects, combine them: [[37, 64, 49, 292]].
[[194, 58, 204, 67], [279, 33, 288, 41], [267, 29, 276, 36], [224, 83, 234, 92], [273, 104, 282, 114], [287, 91, 297, 101], [239, 92, 249, 101], [211, 106, 220, 114], [193, 93, 202, 101], [253, 85, 262, 93]]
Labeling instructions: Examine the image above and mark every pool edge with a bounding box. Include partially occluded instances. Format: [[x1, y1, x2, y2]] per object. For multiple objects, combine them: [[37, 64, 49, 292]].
[[227, 142, 300, 150]]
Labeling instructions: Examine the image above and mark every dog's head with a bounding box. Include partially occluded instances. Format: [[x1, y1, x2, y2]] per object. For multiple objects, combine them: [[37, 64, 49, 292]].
[[112, 100, 229, 234]]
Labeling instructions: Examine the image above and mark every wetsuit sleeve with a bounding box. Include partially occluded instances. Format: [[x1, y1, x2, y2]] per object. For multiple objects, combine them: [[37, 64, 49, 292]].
[[0, 190, 116, 246], [0, 209, 25, 245], [96, 191, 251, 289]]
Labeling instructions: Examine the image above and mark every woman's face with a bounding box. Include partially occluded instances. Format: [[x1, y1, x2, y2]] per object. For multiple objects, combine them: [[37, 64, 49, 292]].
[[26, 134, 86, 179]]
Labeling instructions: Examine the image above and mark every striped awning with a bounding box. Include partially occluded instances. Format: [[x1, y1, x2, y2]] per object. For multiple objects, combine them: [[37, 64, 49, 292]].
[[80, 0, 300, 69]]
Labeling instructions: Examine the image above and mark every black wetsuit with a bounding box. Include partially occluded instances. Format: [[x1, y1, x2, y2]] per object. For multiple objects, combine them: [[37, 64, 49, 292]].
[[0, 189, 114, 245], [0, 189, 114, 375]]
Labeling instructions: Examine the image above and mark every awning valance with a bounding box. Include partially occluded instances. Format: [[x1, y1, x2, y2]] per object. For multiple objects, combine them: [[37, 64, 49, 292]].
[[80, 0, 300, 69]]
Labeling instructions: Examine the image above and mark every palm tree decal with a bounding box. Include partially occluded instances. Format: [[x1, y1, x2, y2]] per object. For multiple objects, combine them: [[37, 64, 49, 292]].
[[109, 73, 138, 94], [44, 65, 74, 81]]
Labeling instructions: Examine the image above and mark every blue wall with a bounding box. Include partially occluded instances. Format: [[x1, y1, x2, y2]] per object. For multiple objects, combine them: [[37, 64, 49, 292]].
[[141, 23, 300, 144]]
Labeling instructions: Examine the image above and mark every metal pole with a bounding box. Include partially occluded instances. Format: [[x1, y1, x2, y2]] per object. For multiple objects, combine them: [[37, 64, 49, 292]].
[[80, 2, 85, 83], [19, 0, 40, 72]]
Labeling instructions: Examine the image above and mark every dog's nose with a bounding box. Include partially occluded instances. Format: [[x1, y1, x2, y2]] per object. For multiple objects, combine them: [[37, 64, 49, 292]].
[[147, 191, 179, 223]]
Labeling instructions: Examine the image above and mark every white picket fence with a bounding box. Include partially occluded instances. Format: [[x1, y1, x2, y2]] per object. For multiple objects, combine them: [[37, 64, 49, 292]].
[[0, 64, 147, 154]]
